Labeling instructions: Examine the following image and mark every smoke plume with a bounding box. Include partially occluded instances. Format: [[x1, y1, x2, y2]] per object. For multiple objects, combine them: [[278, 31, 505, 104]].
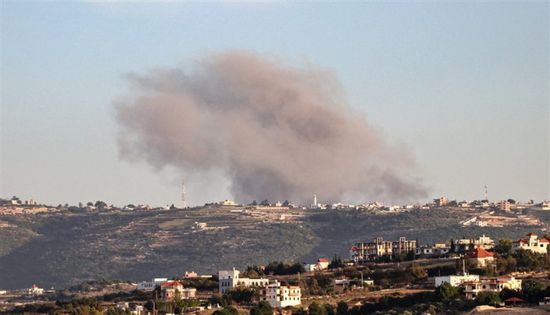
[[115, 51, 427, 204]]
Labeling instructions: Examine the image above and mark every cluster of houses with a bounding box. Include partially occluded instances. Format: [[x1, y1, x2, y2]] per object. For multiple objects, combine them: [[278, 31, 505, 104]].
[[430, 232, 549, 300], [137, 278, 197, 301], [435, 273, 523, 299], [351, 233, 549, 263]]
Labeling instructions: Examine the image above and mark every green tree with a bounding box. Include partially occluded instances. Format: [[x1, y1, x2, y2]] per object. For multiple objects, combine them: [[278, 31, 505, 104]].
[[323, 303, 335, 315], [408, 263, 427, 281], [497, 255, 517, 274], [475, 292, 501, 306], [522, 280, 546, 303], [494, 240, 513, 256], [308, 302, 326, 315], [328, 255, 345, 269], [250, 301, 273, 315], [336, 301, 349, 315], [435, 282, 460, 301], [228, 287, 257, 304]]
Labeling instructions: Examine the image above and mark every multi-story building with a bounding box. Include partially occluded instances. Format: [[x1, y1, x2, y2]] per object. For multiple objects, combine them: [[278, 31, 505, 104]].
[[350, 237, 416, 262], [261, 281, 301, 308], [161, 280, 196, 301], [453, 235, 494, 252], [513, 233, 549, 254], [393, 237, 417, 255], [463, 276, 522, 299], [499, 200, 511, 211], [434, 197, 449, 207], [218, 268, 269, 293]]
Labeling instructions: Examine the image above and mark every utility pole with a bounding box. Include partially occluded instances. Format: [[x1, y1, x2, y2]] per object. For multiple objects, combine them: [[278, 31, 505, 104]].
[[153, 290, 157, 315], [181, 180, 187, 209]]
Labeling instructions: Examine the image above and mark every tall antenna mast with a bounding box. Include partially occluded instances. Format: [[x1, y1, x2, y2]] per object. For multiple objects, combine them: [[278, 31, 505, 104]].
[[484, 185, 488, 201], [181, 180, 187, 209]]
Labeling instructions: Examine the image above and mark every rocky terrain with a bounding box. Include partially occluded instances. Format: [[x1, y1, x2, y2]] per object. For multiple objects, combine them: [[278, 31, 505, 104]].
[[0, 205, 547, 289]]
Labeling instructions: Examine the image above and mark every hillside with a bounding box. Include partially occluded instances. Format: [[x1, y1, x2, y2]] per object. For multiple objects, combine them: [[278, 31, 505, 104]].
[[0, 206, 547, 289]]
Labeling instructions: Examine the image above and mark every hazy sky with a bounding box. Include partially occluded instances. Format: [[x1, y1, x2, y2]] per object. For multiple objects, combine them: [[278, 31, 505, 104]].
[[1, 1, 548, 207]]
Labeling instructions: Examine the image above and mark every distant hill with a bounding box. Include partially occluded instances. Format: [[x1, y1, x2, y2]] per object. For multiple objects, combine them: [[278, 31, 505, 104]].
[[0, 206, 547, 289]]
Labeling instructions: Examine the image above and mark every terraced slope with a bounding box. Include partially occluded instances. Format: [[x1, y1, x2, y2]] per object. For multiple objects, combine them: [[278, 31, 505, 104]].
[[0, 206, 546, 289]]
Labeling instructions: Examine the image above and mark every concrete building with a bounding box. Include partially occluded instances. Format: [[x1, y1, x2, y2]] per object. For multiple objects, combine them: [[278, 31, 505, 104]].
[[513, 233, 549, 254], [304, 258, 330, 272], [463, 276, 522, 299], [434, 197, 449, 207], [416, 243, 451, 257], [499, 200, 511, 211], [453, 235, 494, 252], [261, 281, 301, 308], [137, 281, 156, 291], [466, 246, 495, 267], [161, 280, 196, 301], [334, 278, 374, 292], [218, 268, 269, 293], [137, 277, 169, 291], [220, 200, 237, 206], [26, 284, 44, 296], [434, 274, 480, 287], [351, 237, 416, 262]]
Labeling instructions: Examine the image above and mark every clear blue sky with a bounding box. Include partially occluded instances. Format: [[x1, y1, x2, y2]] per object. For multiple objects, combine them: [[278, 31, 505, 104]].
[[1, 1, 548, 206]]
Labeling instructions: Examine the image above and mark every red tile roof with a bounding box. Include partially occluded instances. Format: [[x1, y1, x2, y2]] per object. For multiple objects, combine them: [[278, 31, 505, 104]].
[[318, 258, 329, 263], [466, 246, 495, 259], [161, 281, 182, 288], [504, 297, 526, 303]]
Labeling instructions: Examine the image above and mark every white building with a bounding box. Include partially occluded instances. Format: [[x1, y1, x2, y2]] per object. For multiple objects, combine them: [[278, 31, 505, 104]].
[[513, 233, 549, 254], [261, 281, 301, 308], [130, 305, 145, 315], [218, 268, 269, 293], [434, 274, 480, 287], [416, 243, 451, 257], [454, 235, 494, 252], [161, 281, 196, 301], [304, 258, 330, 272], [137, 278, 169, 291], [137, 281, 156, 291], [26, 284, 44, 296], [463, 276, 522, 299], [220, 200, 237, 206]]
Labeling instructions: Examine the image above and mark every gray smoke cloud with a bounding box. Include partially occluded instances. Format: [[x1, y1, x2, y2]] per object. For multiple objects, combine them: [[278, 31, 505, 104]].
[[115, 51, 427, 204]]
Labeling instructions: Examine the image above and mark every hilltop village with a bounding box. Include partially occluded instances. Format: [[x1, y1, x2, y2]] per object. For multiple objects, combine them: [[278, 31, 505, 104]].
[[1, 196, 549, 314]]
